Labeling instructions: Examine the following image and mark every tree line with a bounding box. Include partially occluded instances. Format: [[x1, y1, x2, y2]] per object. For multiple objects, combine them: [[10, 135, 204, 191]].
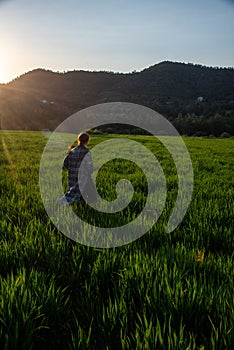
[[172, 113, 234, 137]]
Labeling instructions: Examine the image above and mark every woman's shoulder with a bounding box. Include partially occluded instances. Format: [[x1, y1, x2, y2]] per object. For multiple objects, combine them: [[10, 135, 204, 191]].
[[69, 145, 89, 154]]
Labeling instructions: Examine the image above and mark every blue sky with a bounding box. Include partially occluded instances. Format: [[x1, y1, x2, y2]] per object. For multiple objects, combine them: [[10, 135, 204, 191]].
[[0, 0, 233, 83]]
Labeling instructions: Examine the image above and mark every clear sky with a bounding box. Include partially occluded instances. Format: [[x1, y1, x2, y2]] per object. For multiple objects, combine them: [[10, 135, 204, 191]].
[[0, 0, 233, 83]]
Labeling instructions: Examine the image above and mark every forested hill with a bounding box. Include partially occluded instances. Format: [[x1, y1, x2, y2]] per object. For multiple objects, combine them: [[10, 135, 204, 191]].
[[0, 61, 234, 135]]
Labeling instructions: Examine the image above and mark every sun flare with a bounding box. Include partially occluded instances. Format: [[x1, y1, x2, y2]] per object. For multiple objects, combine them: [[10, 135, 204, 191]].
[[0, 61, 5, 83], [0, 59, 8, 83]]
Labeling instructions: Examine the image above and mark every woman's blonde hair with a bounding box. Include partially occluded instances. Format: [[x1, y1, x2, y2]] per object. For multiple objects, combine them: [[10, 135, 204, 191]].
[[78, 132, 90, 146]]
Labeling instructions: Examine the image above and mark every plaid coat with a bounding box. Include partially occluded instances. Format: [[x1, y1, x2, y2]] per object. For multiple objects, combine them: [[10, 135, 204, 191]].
[[63, 145, 94, 190], [60, 145, 96, 204]]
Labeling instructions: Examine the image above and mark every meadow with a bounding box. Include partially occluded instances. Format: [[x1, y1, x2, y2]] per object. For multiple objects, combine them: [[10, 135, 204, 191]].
[[0, 130, 233, 350]]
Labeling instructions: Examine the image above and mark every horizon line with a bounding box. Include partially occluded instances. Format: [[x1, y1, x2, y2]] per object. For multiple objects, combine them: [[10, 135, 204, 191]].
[[1, 60, 234, 85]]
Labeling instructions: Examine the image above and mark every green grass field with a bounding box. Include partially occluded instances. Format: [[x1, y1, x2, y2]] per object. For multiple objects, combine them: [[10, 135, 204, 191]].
[[0, 131, 233, 350]]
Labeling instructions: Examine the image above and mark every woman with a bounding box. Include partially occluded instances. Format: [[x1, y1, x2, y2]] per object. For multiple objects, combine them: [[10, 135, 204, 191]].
[[58, 132, 97, 205]]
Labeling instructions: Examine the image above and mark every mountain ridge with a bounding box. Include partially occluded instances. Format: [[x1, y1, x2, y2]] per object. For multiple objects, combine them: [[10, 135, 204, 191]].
[[0, 61, 234, 134]]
